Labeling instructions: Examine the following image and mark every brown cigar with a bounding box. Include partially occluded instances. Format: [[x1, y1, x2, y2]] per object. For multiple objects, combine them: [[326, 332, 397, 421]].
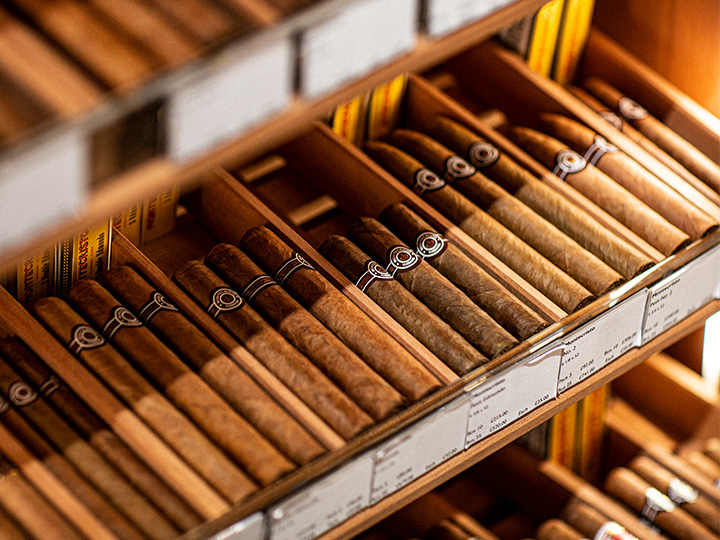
[[172, 260, 373, 440], [67, 279, 295, 487], [319, 234, 486, 375], [605, 467, 717, 540], [508, 126, 691, 256], [389, 129, 625, 296], [431, 116, 655, 280], [379, 203, 548, 339], [702, 438, 720, 466], [347, 216, 519, 359], [203, 244, 405, 421], [425, 519, 474, 540], [536, 519, 584, 540], [32, 296, 257, 503], [240, 226, 442, 402], [630, 456, 720, 534], [583, 78, 720, 194], [0, 337, 202, 532], [364, 140, 594, 313], [683, 451, 720, 484], [102, 265, 326, 465], [0, 502, 33, 540], [539, 114, 718, 241], [0, 452, 84, 540], [563, 500, 639, 540]]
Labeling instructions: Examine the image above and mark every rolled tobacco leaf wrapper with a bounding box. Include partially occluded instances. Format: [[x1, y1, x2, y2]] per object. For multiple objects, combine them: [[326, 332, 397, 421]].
[[32, 296, 258, 503], [702, 438, 720, 466], [508, 126, 691, 256], [536, 519, 585, 540], [390, 129, 625, 296], [319, 234, 487, 375], [432, 116, 654, 280], [240, 226, 442, 402], [0, 503, 34, 540], [605, 467, 717, 540], [364, 140, 595, 313], [562, 500, 639, 540], [204, 244, 404, 421], [173, 260, 373, 440], [630, 455, 720, 534], [583, 77, 720, 194], [379, 202, 548, 340], [426, 519, 475, 540], [67, 279, 295, 487], [347, 216, 519, 359], [0, 355, 179, 540], [103, 265, 326, 466], [683, 450, 720, 483], [540, 113, 718, 240], [0, 337, 202, 532]]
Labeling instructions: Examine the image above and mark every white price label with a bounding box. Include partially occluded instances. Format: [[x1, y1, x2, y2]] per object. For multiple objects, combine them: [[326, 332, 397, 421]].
[[424, 0, 503, 38], [643, 247, 720, 343], [268, 454, 372, 540], [169, 37, 292, 162], [558, 290, 647, 393], [369, 395, 470, 504], [300, 0, 416, 98], [211, 512, 264, 540], [465, 345, 562, 447]]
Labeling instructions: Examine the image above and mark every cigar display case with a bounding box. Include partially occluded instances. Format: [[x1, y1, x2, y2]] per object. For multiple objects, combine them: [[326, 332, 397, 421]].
[[0, 2, 719, 540]]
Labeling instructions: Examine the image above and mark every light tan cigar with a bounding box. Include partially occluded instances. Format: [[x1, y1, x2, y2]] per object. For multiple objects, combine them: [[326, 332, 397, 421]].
[[537, 519, 584, 540], [0, 502, 32, 540], [563, 499, 640, 540]]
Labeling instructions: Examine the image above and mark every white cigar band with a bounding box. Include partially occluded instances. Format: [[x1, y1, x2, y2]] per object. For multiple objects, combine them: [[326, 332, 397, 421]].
[[385, 246, 421, 277], [600, 111, 624, 131], [102, 306, 142, 339], [639, 487, 676, 530], [8, 381, 37, 407], [468, 141, 500, 169], [594, 521, 638, 540], [583, 135, 619, 166], [413, 168, 446, 195], [618, 97, 648, 121], [207, 287, 244, 319], [68, 324, 106, 355], [355, 260, 393, 292], [443, 155, 476, 183], [553, 149, 587, 180], [274, 252, 315, 285], [667, 477, 699, 504], [241, 274, 277, 301], [39, 376, 62, 398], [415, 231, 448, 260], [138, 291, 178, 323]]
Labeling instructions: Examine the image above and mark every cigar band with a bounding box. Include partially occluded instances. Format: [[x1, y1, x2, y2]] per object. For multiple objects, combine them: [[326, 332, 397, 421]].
[[355, 260, 393, 292], [138, 291, 178, 323], [39, 376, 62, 397], [207, 287, 245, 318], [639, 487, 676, 528], [714, 478, 720, 489], [413, 168, 446, 195], [667, 478, 698, 504], [68, 324, 106, 355], [443, 155, 476, 183], [583, 135, 619, 166], [618, 97, 648, 121], [600, 111, 624, 131], [7, 381, 37, 407], [594, 521, 636, 540], [0, 395, 8, 415], [415, 231, 448, 260], [386, 246, 421, 277], [274, 252, 315, 285], [468, 141, 500, 169], [553, 150, 587, 179], [242, 274, 277, 301], [102, 306, 142, 339]]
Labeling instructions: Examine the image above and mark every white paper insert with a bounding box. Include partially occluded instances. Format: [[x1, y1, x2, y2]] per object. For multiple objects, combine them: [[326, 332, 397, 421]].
[[424, 0, 504, 38], [210, 512, 264, 540]]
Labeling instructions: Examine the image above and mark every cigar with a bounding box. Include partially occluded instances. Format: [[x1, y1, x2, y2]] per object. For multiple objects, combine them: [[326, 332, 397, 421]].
[[0, 337, 202, 532], [536, 519, 584, 540], [563, 500, 640, 540], [389, 129, 625, 296], [583, 78, 720, 194], [172, 260, 374, 440], [426, 519, 474, 540], [203, 244, 405, 421], [379, 203, 548, 339], [364, 140, 595, 313], [347, 216, 519, 359], [702, 438, 720, 466], [67, 279, 295, 487], [683, 451, 720, 485], [32, 296, 258, 503], [319, 234, 487, 375], [539, 114, 718, 240], [630, 456, 720, 534], [0, 502, 33, 540], [0, 452, 85, 540], [102, 265, 326, 466], [431, 116, 655, 280], [240, 226, 442, 402], [508, 126, 691, 256], [604, 467, 717, 540]]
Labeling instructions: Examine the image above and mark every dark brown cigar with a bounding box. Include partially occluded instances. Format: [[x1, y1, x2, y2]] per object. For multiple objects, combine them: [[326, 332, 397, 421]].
[[67, 279, 295, 487], [432, 116, 655, 280], [630, 455, 720, 534], [347, 216, 519, 359], [605, 467, 717, 540], [0, 452, 84, 540], [0, 337, 202, 532], [102, 265, 326, 465], [240, 226, 442, 402], [702, 438, 720, 466], [32, 296, 257, 503], [583, 78, 720, 194], [536, 519, 584, 540], [203, 244, 405, 421], [172, 260, 373, 440], [539, 113, 718, 240], [508, 126, 691, 256], [364, 140, 595, 313], [563, 500, 639, 540], [389, 129, 625, 296], [379, 203, 548, 340], [425, 519, 474, 540], [0, 355, 179, 540], [319, 234, 486, 375]]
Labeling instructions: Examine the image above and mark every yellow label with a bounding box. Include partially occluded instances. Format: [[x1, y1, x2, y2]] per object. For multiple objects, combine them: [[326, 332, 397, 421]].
[[16, 247, 54, 306], [141, 186, 179, 245], [366, 74, 407, 141], [55, 238, 74, 298], [552, 0, 595, 85], [548, 401, 577, 468], [527, 0, 565, 77], [332, 96, 366, 146], [112, 204, 141, 246], [74, 220, 111, 283]]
